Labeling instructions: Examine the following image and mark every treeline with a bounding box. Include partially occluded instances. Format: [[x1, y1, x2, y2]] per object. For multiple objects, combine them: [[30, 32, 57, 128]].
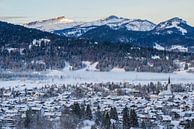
[[0, 38, 193, 73], [16, 102, 144, 129]]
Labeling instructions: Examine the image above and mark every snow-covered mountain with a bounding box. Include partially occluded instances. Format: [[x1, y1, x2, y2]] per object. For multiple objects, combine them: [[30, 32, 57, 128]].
[[76, 15, 156, 31], [125, 19, 156, 31], [53, 16, 156, 37], [25, 16, 194, 52], [26, 16, 194, 37], [25, 16, 82, 32], [153, 17, 194, 35], [26, 15, 156, 36]]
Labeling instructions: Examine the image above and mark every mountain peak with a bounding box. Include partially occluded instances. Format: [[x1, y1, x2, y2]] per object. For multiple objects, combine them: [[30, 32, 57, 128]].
[[167, 17, 187, 24], [126, 19, 156, 31], [26, 16, 74, 26], [104, 15, 120, 20], [54, 16, 74, 23], [131, 19, 156, 25], [154, 17, 189, 35], [25, 16, 78, 32]]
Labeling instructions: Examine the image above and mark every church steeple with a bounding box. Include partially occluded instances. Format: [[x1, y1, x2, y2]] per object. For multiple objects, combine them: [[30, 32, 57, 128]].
[[158, 77, 173, 97], [167, 77, 172, 93], [168, 77, 171, 84]]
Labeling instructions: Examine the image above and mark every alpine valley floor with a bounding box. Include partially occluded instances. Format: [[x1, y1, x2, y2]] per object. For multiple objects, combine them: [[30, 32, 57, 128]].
[[1, 68, 194, 89]]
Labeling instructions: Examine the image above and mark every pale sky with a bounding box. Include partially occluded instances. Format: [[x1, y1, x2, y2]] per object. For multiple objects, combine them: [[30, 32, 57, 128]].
[[0, 0, 194, 25]]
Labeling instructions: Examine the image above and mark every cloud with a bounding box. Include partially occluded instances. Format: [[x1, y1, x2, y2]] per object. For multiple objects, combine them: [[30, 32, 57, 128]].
[[0, 16, 29, 24], [0, 16, 27, 20]]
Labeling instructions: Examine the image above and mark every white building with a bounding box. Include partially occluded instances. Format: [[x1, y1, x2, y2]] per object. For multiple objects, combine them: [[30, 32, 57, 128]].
[[159, 77, 173, 98]]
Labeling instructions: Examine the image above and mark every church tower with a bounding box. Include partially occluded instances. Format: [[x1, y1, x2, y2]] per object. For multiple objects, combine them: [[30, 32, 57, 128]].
[[167, 77, 172, 92], [158, 77, 173, 98], [168, 77, 171, 84]]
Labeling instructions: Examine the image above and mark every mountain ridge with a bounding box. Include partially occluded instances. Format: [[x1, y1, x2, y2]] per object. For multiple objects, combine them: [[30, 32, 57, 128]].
[[25, 16, 194, 53], [26, 15, 157, 33], [25, 16, 194, 34]]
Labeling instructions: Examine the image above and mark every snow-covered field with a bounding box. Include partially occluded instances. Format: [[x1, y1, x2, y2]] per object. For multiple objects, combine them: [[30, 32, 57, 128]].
[[0, 68, 194, 89]]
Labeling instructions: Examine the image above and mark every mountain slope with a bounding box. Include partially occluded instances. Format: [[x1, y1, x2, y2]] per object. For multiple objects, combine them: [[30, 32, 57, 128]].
[[81, 23, 194, 48], [153, 17, 194, 35], [1, 21, 194, 73], [53, 16, 156, 37], [81, 17, 194, 52], [25, 16, 194, 52], [0, 21, 67, 48], [26, 15, 156, 36]]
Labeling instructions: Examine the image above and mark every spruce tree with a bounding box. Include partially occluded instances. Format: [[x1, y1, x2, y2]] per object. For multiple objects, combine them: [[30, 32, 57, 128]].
[[24, 108, 33, 128], [91, 125, 97, 129], [85, 104, 92, 120], [102, 111, 107, 126], [122, 106, 130, 129], [112, 123, 116, 129], [141, 121, 146, 129], [110, 107, 118, 121], [81, 104, 86, 118], [184, 63, 189, 70], [95, 105, 102, 125], [104, 112, 111, 129], [72, 102, 82, 118], [129, 109, 139, 127], [184, 119, 194, 129]]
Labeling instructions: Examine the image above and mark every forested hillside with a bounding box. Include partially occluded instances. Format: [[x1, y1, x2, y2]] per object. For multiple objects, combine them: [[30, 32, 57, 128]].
[[1, 21, 194, 72]]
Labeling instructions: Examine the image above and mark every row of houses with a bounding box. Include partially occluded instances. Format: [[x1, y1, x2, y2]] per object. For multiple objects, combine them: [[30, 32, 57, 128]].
[[0, 80, 194, 128]]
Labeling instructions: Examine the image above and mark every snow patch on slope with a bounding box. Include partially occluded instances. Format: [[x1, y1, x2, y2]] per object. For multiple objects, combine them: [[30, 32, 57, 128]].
[[154, 43, 165, 51], [154, 43, 188, 53], [80, 120, 95, 129], [111, 67, 126, 72], [166, 21, 187, 35], [126, 19, 156, 31], [152, 55, 160, 60], [29, 38, 50, 49], [169, 45, 188, 52], [82, 61, 99, 71]]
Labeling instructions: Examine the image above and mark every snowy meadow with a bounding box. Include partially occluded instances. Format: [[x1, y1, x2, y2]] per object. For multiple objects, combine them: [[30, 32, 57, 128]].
[[0, 68, 194, 89]]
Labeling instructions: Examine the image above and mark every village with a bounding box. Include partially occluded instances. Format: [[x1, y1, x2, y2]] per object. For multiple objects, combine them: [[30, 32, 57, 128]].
[[0, 78, 194, 129]]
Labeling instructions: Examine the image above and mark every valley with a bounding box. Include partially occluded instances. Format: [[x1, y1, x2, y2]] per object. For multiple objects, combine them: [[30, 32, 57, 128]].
[[1, 10, 194, 129]]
